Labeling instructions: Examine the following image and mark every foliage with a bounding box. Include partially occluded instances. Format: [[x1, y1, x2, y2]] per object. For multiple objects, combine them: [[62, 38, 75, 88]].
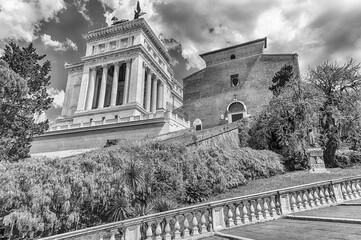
[[309, 60, 361, 167], [269, 65, 294, 96], [249, 76, 321, 170], [0, 60, 33, 162], [0, 140, 283, 238], [0, 42, 53, 161]]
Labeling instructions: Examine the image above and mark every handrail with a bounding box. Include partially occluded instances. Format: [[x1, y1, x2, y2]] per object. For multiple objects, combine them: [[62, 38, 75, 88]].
[[40, 175, 361, 240]]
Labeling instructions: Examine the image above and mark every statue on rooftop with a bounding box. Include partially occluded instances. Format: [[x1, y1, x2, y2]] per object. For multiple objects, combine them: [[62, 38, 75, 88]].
[[134, 1, 146, 19], [111, 16, 128, 25]]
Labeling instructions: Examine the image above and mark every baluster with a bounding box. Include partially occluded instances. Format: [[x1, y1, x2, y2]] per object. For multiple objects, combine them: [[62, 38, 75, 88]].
[[308, 189, 315, 208], [351, 182, 357, 198], [324, 188, 330, 204], [164, 219, 171, 240], [275, 198, 281, 215], [319, 187, 325, 205], [146, 223, 153, 240], [346, 182, 353, 199], [356, 180, 361, 197], [302, 191, 309, 209], [290, 193, 297, 212], [341, 183, 348, 200], [110, 229, 118, 240], [257, 199, 265, 221], [263, 197, 271, 219], [314, 188, 320, 206], [183, 216, 190, 238], [297, 192, 304, 211], [235, 204, 242, 225], [242, 201, 250, 224], [250, 201, 256, 222], [228, 207, 234, 227], [201, 212, 207, 234], [98, 231, 106, 240], [208, 213, 213, 232], [270, 197, 277, 218], [174, 218, 181, 240], [192, 212, 199, 236]]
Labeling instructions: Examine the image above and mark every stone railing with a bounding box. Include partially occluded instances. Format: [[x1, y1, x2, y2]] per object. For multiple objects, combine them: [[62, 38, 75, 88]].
[[47, 111, 190, 132], [39, 176, 361, 240]]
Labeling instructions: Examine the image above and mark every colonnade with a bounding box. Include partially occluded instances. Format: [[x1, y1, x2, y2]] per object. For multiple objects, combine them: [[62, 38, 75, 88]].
[[79, 60, 165, 113]]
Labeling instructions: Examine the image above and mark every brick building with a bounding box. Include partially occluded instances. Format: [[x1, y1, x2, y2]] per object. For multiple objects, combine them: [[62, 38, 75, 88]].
[[178, 37, 299, 130]]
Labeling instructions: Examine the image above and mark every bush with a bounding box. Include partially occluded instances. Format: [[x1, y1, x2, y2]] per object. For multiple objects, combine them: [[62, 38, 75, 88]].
[[336, 150, 361, 167], [0, 140, 283, 238]]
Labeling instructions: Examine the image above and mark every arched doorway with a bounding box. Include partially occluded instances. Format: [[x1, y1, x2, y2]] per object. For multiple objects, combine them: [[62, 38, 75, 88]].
[[227, 101, 247, 123], [193, 118, 202, 131]]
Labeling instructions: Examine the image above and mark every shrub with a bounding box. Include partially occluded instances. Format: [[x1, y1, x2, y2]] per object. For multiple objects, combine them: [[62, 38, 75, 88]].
[[0, 140, 283, 238]]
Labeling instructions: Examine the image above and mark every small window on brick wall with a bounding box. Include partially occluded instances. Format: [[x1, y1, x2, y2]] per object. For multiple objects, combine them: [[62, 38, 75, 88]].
[[193, 118, 202, 131], [230, 74, 239, 87], [230, 54, 236, 60]]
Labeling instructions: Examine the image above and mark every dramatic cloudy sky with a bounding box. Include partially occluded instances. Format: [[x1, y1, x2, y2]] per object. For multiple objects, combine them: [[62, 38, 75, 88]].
[[1, 0, 361, 120]]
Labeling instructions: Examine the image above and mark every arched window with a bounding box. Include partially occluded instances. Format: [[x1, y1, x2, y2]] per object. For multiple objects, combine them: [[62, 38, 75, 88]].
[[230, 54, 236, 60], [227, 101, 247, 123], [193, 118, 202, 131]]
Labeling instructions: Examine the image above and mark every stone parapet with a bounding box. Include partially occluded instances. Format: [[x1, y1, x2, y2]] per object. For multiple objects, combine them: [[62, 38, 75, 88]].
[[39, 176, 361, 240]]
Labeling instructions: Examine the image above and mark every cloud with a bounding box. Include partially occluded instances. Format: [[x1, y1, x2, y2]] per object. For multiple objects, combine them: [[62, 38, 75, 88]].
[[41, 34, 78, 51], [99, 0, 361, 72], [0, 0, 66, 42], [47, 88, 65, 108], [73, 0, 92, 24]]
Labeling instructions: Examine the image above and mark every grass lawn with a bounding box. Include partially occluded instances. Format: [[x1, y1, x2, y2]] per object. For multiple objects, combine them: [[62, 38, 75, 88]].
[[204, 166, 361, 203]]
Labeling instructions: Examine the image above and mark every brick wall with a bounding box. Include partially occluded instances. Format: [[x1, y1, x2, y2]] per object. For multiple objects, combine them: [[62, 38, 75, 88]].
[[181, 43, 299, 129]]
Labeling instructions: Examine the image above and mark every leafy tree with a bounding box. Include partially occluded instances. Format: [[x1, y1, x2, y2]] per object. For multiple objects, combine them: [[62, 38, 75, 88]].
[[249, 75, 321, 170], [269, 65, 294, 96], [1, 42, 53, 161], [309, 60, 361, 167], [0, 60, 34, 161]]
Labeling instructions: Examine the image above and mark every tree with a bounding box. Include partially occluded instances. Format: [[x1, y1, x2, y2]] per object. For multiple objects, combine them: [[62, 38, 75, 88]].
[[309, 60, 361, 167], [1, 42, 53, 161], [0, 60, 34, 161], [269, 65, 294, 96]]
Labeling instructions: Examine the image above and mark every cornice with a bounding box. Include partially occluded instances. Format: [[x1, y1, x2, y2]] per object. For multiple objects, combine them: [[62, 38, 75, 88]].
[[65, 62, 84, 73], [83, 18, 171, 63]]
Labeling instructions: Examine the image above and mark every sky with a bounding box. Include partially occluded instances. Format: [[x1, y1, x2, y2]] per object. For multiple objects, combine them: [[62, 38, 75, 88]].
[[1, 0, 361, 120]]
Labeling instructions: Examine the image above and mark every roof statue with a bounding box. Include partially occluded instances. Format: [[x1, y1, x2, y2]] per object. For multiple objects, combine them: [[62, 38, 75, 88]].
[[134, 1, 146, 19], [111, 16, 128, 25]]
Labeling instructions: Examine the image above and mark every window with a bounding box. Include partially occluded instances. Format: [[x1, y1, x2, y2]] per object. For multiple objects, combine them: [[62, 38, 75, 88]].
[[230, 54, 236, 60], [193, 118, 202, 131], [227, 101, 247, 123], [230, 74, 239, 87]]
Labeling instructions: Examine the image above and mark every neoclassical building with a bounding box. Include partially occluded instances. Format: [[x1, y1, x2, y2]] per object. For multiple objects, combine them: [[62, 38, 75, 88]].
[[31, 18, 189, 157]]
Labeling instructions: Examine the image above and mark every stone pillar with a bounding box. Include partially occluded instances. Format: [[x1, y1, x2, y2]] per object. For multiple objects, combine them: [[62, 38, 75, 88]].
[[157, 81, 164, 110], [85, 67, 96, 110], [151, 78, 158, 113], [145, 68, 152, 112], [123, 60, 131, 104], [97, 65, 108, 109], [76, 66, 90, 111], [128, 56, 144, 104], [110, 63, 120, 107]]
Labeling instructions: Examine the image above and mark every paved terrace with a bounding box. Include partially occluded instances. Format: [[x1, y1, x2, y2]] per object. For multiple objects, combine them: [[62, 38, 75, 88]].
[[40, 176, 361, 240], [204, 199, 361, 240]]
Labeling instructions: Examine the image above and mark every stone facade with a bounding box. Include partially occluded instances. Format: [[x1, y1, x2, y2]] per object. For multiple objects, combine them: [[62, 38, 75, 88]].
[[30, 18, 189, 156], [178, 37, 299, 129]]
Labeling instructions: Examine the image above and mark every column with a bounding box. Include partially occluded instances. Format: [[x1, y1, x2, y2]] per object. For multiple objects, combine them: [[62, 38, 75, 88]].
[[76, 66, 90, 111], [145, 69, 152, 112], [151, 78, 158, 113], [85, 67, 96, 110], [123, 60, 131, 104], [97, 65, 108, 109], [110, 63, 120, 107], [157, 81, 164, 110], [128, 56, 144, 104]]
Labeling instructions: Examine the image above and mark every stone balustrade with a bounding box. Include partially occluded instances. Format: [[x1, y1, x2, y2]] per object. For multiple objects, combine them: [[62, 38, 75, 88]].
[[40, 176, 361, 240], [48, 111, 190, 132]]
